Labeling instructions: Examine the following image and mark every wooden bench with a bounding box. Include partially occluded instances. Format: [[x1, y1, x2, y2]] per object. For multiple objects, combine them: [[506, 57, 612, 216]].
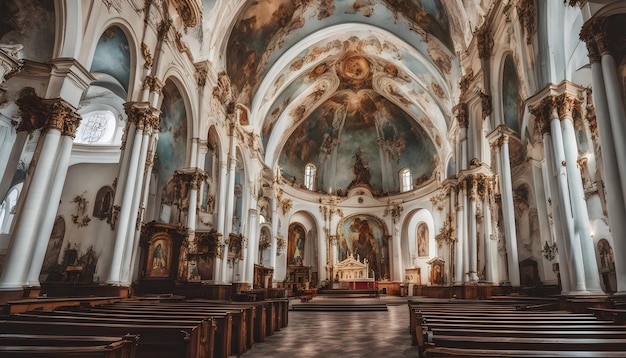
[[58, 306, 231, 358], [100, 303, 243, 355], [408, 299, 626, 357], [588, 307, 626, 324], [0, 319, 206, 358], [7, 297, 121, 314], [0, 333, 138, 358]]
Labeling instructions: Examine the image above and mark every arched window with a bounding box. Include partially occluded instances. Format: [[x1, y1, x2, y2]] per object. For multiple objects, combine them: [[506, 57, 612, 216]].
[[400, 168, 412, 192], [304, 163, 316, 191], [0, 184, 21, 234], [74, 110, 116, 144]]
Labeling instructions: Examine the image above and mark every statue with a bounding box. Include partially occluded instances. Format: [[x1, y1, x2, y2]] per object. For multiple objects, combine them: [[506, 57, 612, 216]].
[[348, 149, 371, 189]]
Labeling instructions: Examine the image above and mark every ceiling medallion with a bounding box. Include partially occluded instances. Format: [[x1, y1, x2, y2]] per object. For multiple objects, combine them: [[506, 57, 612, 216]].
[[340, 55, 370, 81]]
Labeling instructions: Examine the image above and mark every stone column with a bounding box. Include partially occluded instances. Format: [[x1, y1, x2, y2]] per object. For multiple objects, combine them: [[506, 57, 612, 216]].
[[245, 208, 258, 283], [26, 106, 81, 285], [213, 159, 228, 282], [0, 98, 70, 289], [221, 123, 237, 283], [539, 118, 572, 294], [454, 182, 464, 284], [106, 102, 154, 284], [581, 20, 626, 294], [269, 194, 278, 279], [467, 176, 479, 282], [559, 94, 602, 293], [494, 134, 520, 286], [461, 178, 470, 282], [483, 177, 497, 283]]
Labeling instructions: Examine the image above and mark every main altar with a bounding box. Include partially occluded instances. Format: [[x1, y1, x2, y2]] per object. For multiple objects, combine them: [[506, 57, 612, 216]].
[[333, 254, 375, 289]]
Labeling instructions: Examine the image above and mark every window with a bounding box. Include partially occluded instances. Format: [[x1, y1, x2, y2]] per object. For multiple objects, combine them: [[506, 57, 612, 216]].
[[400, 168, 412, 192], [304, 163, 316, 191], [0, 184, 21, 234], [74, 110, 116, 144]]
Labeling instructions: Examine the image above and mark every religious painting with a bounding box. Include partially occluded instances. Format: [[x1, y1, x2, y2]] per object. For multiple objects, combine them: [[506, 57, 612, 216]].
[[338, 214, 389, 280], [156, 80, 188, 212], [147, 236, 172, 278], [288, 223, 306, 265], [93, 186, 113, 220], [417, 222, 429, 257]]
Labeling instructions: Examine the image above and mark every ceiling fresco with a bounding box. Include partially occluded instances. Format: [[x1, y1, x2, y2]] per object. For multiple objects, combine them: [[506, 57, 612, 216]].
[[227, 0, 456, 107], [278, 90, 437, 194], [222, 0, 464, 196]]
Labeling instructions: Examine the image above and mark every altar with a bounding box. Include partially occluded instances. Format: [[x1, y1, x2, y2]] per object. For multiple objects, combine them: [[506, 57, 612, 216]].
[[333, 254, 375, 290]]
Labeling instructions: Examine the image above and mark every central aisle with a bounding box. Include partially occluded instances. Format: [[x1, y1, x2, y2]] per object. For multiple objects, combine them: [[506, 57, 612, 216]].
[[242, 297, 420, 358]]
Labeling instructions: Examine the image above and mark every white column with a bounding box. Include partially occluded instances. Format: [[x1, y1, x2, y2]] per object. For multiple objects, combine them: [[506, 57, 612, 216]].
[[600, 47, 626, 208], [213, 160, 228, 282], [483, 189, 497, 283], [454, 186, 464, 284], [269, 194, 278, 278], [542, 129, 572, 293], [317, 221, 327, 283], [0, 129, 61, 289], [560, 108, 602, 293], [549, 113, 586, 293], [245, 208, 258, 283], [498, 135, 520, 286], [530, 159, 557, 284], [461, 180, 469, 282], [120, 128, 151, 284], [107, 121, 144, 284], [26, 133, 74, 285], [130, 132, 158, 282], [468, 177, 478, 282], [221, 127, 237, 283], [588, 52, 626, 294]]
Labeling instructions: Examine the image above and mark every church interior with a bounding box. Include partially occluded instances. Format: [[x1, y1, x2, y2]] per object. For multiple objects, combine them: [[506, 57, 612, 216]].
[[0, 0, 625, 356]]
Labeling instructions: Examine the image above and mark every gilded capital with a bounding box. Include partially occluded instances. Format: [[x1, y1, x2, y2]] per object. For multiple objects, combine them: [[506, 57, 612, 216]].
[[44, 99, 81, 135], [557, 94, 578, 120], [124, 102, 161, 131], [475, 23, 493, 59], [516, 0, 537, 44], [454, 102, 468, 128]]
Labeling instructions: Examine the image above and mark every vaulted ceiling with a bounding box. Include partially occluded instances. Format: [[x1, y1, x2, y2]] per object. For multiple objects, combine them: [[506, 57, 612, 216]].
[[218, 0, 481, 195]]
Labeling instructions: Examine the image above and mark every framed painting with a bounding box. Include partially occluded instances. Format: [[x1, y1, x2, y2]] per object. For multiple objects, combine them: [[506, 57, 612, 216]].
[[147, 235, 172, 278]]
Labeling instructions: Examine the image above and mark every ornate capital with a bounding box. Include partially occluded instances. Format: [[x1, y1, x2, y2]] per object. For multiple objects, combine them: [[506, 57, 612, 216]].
[[459, 69, 473, 96], [475, 22, 493, 59], [157, 18, 172, 41], [142, 75, 163, 93], [517, 0, 537, 44], [454, 102, 468, 128], [141, 42, 153, 69], [557, 94, 578, 120], [124, 102, 161, 131], [479, 91, 492, 119]]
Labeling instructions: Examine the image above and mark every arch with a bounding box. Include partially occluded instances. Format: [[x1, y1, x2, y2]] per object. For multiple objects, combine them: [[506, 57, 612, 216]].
[[401, 208, 436, 285], [92, 186, 114, 220], [337, 214, 388, 280]]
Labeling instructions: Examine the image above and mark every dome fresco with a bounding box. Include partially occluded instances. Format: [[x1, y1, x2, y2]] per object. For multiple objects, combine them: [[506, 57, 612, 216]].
[[278, 90, 437, 194], [225, 1, 459, 196]]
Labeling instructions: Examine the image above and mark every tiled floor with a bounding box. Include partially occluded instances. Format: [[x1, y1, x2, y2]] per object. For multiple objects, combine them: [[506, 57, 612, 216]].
[[241, 297, 420, 358]]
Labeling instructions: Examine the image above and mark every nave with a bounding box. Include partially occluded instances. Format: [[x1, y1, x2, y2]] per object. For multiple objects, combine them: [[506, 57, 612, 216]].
[[243, 297, 419, 358]]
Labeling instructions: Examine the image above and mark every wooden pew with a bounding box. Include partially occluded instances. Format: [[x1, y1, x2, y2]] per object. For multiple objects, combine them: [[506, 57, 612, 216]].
[[408, 300, 626, 357], [0, 333, 138, 358], [187, 299, 264, 346], [588, 307, 626, 324], [52, 307, 230, 358], [7, 297, 122, 314], [93, 304, 242, 356], [0, 320, 205, 358]]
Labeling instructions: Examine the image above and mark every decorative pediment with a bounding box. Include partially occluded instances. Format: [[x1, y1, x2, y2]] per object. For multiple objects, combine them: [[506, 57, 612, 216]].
[[426, 256, 445, 266], [335, 253, 368, 270]]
